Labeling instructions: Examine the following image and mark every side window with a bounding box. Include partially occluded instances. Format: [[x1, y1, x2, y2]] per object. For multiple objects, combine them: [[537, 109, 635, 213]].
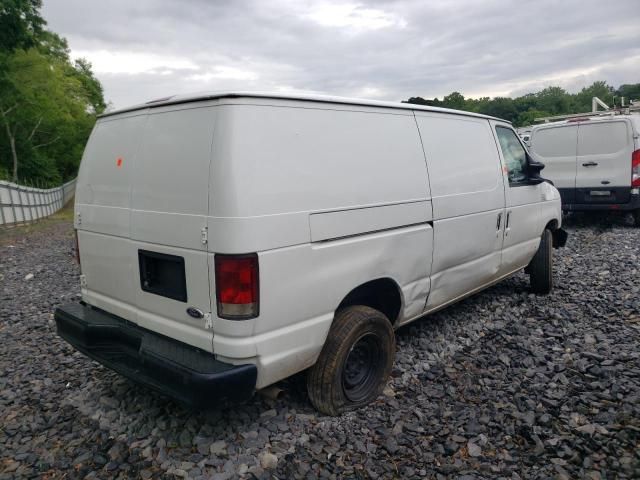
[[496, 126, 527, 184]]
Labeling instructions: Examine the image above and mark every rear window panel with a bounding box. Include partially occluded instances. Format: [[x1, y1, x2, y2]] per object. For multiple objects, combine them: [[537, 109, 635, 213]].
[[531, 125, 577, 158], [577, 122, 629, 156]]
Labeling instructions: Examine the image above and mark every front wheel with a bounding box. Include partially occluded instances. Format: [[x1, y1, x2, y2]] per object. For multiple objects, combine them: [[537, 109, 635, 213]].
[[528, 229, 553, 294], [307, 306, 395, 416]]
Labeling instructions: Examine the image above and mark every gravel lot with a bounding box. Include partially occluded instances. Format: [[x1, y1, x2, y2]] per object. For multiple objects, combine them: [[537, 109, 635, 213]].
[[1, 213, 639, 479]]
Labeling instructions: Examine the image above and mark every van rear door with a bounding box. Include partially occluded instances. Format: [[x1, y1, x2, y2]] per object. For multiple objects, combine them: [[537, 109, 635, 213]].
[[130, 105, 217, 352], [75, 113, 146, 323], [529, 124, 577, 204], [575, 120, 634, 204]]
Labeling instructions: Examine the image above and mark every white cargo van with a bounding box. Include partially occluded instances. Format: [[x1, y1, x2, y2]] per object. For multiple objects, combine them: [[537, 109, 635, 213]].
[[55, 92, 566, 415], [528, 115, 640, 222]]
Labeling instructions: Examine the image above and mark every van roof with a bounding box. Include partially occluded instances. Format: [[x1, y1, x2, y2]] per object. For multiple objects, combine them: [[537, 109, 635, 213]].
[[531, 113, 640, 130], [99, 91, 508, 123]]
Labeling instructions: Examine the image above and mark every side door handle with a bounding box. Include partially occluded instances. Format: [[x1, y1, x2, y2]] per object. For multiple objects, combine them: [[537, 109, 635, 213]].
[[496, 212, 502, 230], [505, 211, 511, 236], [582, 161, 598, 167]]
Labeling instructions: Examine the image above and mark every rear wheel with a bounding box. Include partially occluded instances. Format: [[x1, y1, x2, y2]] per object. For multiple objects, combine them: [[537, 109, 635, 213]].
[[307, 306, 395, 416], [528, 229, 553, 294], [634, 210, 640, 227]]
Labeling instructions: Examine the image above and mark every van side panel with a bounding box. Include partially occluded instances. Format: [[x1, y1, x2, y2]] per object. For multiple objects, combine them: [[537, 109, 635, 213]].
[[208, 104, 431, 252], [415, 114, 505, 310], [309, 201, 431, 242], [215, 225, 433, 388], [209, 103, 433, 387]]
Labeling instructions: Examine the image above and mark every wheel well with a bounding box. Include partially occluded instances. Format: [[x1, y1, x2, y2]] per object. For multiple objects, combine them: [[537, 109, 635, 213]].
[[545, 219, 559, 231], [544, 219, 567, 248], [336, 278, 402, 325]]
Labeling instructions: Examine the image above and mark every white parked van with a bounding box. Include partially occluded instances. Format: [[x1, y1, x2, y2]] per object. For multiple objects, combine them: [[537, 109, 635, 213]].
[[528, 115, 640, 222], [55, 92, 566, 415]]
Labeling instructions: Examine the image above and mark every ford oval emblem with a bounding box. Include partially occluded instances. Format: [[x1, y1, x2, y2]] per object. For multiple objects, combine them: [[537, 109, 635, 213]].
[[186, 307, 204, 319]]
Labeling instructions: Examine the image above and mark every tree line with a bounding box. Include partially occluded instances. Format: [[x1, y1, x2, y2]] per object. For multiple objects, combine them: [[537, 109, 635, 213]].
[[404, 81, 640, 128], [0, 0, 105, 187]]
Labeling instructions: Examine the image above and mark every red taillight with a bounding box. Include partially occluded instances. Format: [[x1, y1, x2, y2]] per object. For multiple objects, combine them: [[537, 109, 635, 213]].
[[214, 253, 259, 319], [632, 149, 640, 187]]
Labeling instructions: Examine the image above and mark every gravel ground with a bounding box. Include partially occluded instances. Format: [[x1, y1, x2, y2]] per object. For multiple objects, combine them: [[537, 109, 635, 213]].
[[1, 213, 639, 479]]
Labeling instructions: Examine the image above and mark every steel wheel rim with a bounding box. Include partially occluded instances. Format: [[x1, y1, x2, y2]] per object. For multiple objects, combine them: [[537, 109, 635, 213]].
[[342, 333, 382, 402]]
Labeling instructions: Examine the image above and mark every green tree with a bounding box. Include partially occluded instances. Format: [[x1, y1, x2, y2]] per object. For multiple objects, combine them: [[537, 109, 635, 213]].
[[0, 0, 44, 52], [535, 86, 574, 115], [404, 96, 441, 107], [403, 81, 640, 127], [616, 84, 640, 104], [0, 1, 105, 184], [574, 81, 615, 112], [0, 49, 97, 183], [516, 109, 552, 127], [478, 97, 518, 123], [72, 58, 107, 114], [441, 92, 466, 110]]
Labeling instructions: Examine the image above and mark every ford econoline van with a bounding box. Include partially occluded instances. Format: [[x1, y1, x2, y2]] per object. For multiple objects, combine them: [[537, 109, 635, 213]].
[[528, 115, 640, 223], [55, 92, 567, 415]]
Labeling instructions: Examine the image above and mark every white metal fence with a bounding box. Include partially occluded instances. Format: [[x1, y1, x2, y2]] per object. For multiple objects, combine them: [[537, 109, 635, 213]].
[[0, 178, 76, 226]]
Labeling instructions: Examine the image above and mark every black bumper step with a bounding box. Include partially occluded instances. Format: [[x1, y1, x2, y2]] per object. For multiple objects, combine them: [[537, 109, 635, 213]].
[[54, 303, 257, 408]]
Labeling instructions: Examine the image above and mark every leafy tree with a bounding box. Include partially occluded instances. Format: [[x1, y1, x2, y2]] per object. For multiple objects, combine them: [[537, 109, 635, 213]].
[[535, 86, 573, 115], [616, 84, 640, 104], [72, 58, 107, 114], [478, 97, 518, 123], [0, 1, 105, 184], [38, 29, 70, 61], [404, 96, 441, 107], [574, 81, 615, 112], [516, 109, 552, 127], [0, 0, 44, 52], [1, 49, 82, 182], [403, 81, 640, 127], [441, 92, 466, 110]]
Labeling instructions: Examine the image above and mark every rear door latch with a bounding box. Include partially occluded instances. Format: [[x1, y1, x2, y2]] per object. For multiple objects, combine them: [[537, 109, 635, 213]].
[[201, 226, 208, 245], [204, 312, 213, 330]]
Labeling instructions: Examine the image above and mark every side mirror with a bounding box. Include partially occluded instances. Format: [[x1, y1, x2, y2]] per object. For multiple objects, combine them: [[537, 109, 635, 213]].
[[527, 157, 546, 185]]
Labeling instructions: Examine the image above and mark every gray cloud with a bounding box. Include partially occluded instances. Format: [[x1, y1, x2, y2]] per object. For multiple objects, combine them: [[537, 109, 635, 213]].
[[42, 0, 640, 108]]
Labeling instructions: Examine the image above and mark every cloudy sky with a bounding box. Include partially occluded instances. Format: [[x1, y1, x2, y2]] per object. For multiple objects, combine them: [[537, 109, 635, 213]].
[[42, 0, 640, 109]]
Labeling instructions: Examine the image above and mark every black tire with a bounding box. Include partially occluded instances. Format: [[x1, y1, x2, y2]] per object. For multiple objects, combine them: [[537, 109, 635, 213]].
[[307, 306, 395, 416], [529, 229, 553, 294], [634, 210, 640, 228]]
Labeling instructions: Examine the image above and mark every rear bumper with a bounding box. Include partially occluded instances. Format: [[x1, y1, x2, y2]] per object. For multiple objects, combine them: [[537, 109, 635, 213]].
[[561, 190, 640, 212], [54, 303, 257, 408]]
